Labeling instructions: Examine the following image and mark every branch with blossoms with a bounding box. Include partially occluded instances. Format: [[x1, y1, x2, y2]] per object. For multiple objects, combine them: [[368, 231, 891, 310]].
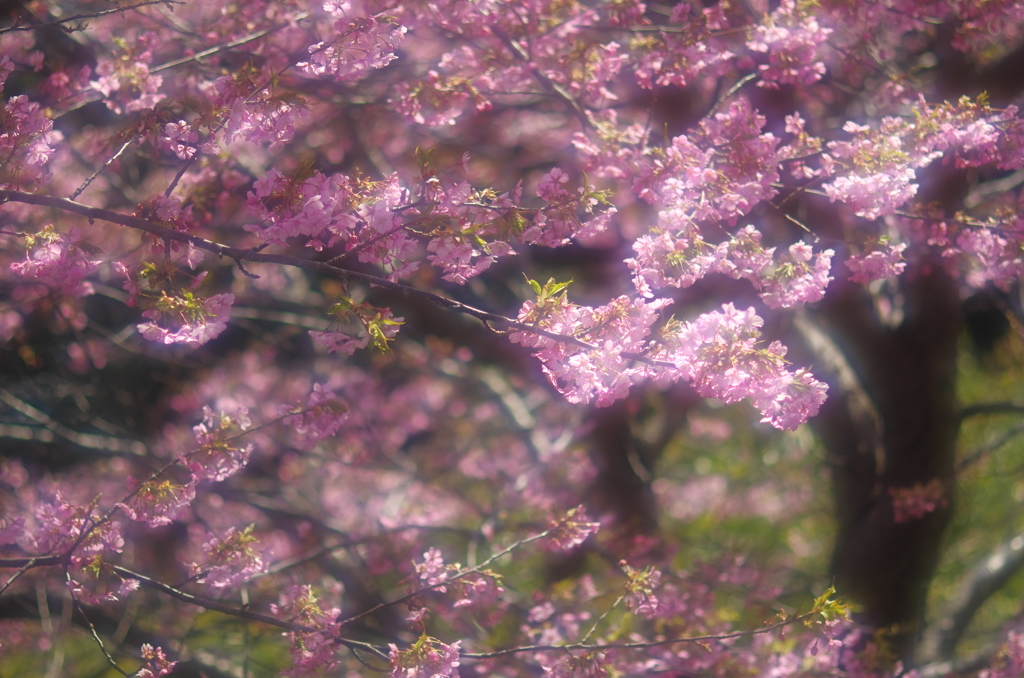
[[0, 405, 307, 597], [2, 183, 836, 428], [0, 188, 649, 358]]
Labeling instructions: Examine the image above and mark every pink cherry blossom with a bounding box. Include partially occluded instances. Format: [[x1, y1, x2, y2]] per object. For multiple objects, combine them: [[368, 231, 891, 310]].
[[388, 637, 461, 678], [756, 242, 835, 309], [547, 505, 600, 551], [189, 525, 267, 589], [137, 293, 235, 348], [889, 479, 948, 524], [747, 0, 832, 89], [847, 242, 908, 284], [298, 15, 407, 82], [137, 644, 177, 678], [416, 547, 450, 590], [186, 406, 254, 482], [271, 585, 343, 677], [10, 227, 100, 297], [283, 383, 349, 449], [116, 478, 196, 528]]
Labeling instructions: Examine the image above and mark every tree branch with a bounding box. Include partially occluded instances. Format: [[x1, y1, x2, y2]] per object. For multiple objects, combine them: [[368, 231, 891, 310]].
[[918, 528, 1024, 662], [0, 387, 147, 457], [961, 402, 1024, 420], [957, 420, 1024, 474], [0, 189, 674, 367], [0, 0, 184, 35]]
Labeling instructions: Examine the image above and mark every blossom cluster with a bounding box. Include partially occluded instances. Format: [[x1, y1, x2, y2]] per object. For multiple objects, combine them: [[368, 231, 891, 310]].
[[889, 479, 948, 524], [511, 279, 827, 429], [389, 636, 461, 678], [270, 585, 342, 678], [10, 226, 99, 297], [746, 0, 832, 89], [298, 14, 407, 82]]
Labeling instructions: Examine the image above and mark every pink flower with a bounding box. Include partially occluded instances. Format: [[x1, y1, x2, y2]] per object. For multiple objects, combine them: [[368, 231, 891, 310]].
[[137, 644, 176, 678], [310, 329, 369, 355], [283, 383, 349, 449], [388, 637, 461, 678], [189, 525, 267, 589], [649, 304, 828, 430], [160, 120, 199, 160], [67, 555, 139, 605], [622, 562, 662, 619], [633, 98, 779, 222], [298, 15, 407, 82], [23, 491, 122, 557], [89, 58, 164, 114], [626, 210, 732, 296], [747, 0, 832, 89], [391, 70, 484, 127], [547, 505, 600, 550], [10, 227, 99, 297], [185, 406, 254, 482], [823, 168, 919, 220], [0, 55, 13, 90], [981, 630, 1024, 678], [137, 293, 234, 348], [847, 242, 907, 284], [271, 586, 343, 677], [116, 478, 196, 527], [757, 242, 834, 309], [890, 479, 948, 523], [415, 547, 450, 590], [1, 93, 64, 180], [537, 168, 571, 201]]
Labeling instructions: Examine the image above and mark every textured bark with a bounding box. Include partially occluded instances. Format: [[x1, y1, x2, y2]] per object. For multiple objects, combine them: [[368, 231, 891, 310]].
[[809, 268, 961, 663]]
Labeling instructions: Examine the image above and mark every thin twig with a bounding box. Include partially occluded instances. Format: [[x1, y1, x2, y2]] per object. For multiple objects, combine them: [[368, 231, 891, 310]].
[[463, 611, 815, 659], [74, 597, 132, 677], [957, 420, 1024, 474], [0, 387, 147, 456], [706, 73, 758, 118], [70, 138, 135, 201], [0, 0, 182, 35], [489, 26, 593, 130], [338, 529, 551, 627], [150, 12, 310, 73]]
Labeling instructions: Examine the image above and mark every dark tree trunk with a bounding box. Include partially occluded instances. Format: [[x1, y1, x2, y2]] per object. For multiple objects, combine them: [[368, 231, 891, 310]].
[[809, 267, 961, 664]]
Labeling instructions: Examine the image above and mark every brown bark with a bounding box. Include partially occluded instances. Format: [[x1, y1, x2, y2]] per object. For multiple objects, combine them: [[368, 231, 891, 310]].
[[808, 268, 961, 663]]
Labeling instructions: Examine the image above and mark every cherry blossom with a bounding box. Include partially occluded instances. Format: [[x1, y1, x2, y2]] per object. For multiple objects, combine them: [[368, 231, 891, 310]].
[[981, 631, 1024, 678], [189, 525, 267, 589], [388, 636, 461, 678], [116, 478, 196, 528], [546, 505, 601, 551], [283, 383, 349, 449], [889, 480, 948, 524], [271, 585, 342, 677], [298, 15, 407, 82], [137, 644, 177, 678], [756, 242, 835, 309], [747, 0, 832, 89], [185, 406, 254, 482], [10, 226, 99, 297], [137, 292, 235, 347], [847, 241, 908, 284]]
